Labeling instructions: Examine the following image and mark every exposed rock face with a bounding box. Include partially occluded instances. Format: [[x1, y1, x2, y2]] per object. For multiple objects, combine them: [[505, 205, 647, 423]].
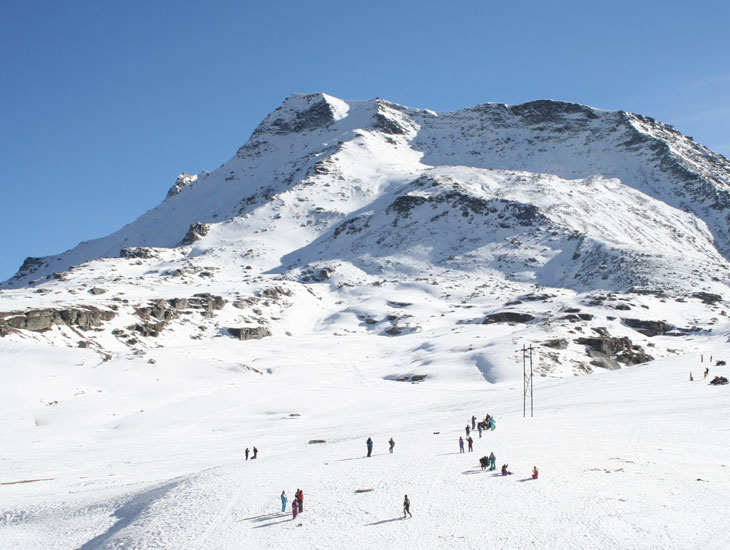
[[129, 294, 228, 337], [181, 222, 210, 245], [692, 292, 722, 304], [575, 335, 653, 368], [226, 327, 272, 340], [120, 247, 159, 259], [622, 318, 674, 337], [0, 307, 117, 335], [166, 172, 198, 199], [89, 287, 107, 295], [542, 339, 568, 349], [483, 312, 535, 324]]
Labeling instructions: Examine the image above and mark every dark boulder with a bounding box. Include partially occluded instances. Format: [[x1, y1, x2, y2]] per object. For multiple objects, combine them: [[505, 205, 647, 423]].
[[622, 318, 674, 336], [227, 327, 272, 340], [483, 312, 535, 324]]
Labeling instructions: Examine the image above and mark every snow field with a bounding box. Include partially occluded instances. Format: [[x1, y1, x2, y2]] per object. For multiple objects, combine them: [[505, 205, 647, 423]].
[[1, 341, 729, 549]]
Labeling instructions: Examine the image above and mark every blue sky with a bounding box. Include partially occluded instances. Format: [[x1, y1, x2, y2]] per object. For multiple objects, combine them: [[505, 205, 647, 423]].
[[1, 0, 728, 282]]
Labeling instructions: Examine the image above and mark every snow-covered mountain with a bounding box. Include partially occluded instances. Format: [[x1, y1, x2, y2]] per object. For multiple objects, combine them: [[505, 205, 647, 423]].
[[2, 92, 730, 377], [3, 94, 730, 549]]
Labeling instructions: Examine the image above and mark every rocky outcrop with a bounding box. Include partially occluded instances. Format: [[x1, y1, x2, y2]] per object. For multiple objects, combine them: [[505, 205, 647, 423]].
[[129, 294, 228, 337], [0, 306, 117, 336], [575, 334, 653, 368], [542, 338, 568, 349], [166, 172, 198, 199], [181, 222, 210, 245], [692, 292, 723, 304], [483, 312, 535, 324], [120, 247, 159, 259], [226, 327, 272, 340], [621, 318, 674, 337]]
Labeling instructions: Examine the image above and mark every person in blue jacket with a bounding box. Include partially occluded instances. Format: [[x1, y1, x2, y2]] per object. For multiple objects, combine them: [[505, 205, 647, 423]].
[[366, 437, 373, 457], [281, 490, 287, 512]]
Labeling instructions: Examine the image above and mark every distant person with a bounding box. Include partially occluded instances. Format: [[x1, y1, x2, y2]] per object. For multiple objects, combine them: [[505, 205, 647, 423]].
[[478, 423, 483, 438], [465, 425, 470, 437], [296, 489, 303, 512], [489, 452, 496, 471], [480, 456, 489, 470], [501, 464, 512, 476], [403, 494, 412, 518], [704, 367, 710, 379], [366, 437, 373, 457], [281, 490, 287, 512], [245, 447, 250, 460], [690, 372, 694, 381], [389, 438, 395, 454], [467, 436, 474, 452], [292, 497, 299, 519], [532, 466, 539, 479], [459, 436, 465, 453], [252, 446, 258, 459], [471, 415, 476, 430]]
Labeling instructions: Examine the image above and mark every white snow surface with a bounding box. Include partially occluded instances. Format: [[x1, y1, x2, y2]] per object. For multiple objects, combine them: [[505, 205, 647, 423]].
[[2, 93, 730, 548], [1, 337, 729, 549]]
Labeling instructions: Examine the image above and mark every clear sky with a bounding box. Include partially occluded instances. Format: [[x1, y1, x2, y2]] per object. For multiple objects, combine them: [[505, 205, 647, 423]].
[[1, 0, 728, 282]]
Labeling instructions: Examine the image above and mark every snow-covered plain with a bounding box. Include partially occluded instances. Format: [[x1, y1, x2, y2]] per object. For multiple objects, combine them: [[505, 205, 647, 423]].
[[1, 336, 729, 549], [2, 93, 730, 549]]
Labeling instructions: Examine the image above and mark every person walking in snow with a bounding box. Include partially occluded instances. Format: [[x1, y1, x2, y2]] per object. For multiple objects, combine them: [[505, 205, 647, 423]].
[[465, 425, 470, 437], [459, 436, 465, 453], [297, 489, 304, 513], [388, 438, 395, 454], [690, 372, 694, 381], [245, 447, 250, 460], [704, 367, 710, 379], [281, 490, 287, 512], [467, 436, 474, 452], [366, 437, 373, 457], [252, 446, 258, 459], [471, 415, 476, 430], [532, 466, 539, 479], [489, 451, 496, 471], [403, 494, 412, 518], [478, 423, 483, 438], [292, 497, 299, 519]]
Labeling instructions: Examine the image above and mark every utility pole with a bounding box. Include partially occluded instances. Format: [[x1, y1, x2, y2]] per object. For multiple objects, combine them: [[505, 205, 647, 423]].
[[522, 344, 534, 418]]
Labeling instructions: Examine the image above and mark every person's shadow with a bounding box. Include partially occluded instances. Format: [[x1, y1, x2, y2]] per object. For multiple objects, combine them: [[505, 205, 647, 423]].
[[367, 517, 407, 525]]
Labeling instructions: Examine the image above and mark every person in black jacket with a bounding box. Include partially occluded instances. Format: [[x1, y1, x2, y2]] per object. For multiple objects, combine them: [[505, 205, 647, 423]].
[[403, 494, 412, 518]]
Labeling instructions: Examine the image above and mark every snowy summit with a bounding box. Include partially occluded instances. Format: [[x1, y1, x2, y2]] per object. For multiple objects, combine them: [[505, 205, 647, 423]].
[[1, 93, 730, 549]]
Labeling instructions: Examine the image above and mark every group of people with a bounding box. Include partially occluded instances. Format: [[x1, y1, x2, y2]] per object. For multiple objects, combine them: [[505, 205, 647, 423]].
[[479, 452, 496, 470], [365, 437, 396, 456], [263, 411, 540, 523], [281, 489, 304, 519], [244, 446, 258, 460], [689, 353, 726, 382]]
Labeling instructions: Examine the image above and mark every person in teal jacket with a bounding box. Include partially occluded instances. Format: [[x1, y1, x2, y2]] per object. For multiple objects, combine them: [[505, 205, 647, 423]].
[[281, 490, 287, 512]]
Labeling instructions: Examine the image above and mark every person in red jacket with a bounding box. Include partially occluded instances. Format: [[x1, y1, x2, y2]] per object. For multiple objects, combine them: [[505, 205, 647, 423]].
[[532, 466, 539, 479], [297, 489, 304, 512]]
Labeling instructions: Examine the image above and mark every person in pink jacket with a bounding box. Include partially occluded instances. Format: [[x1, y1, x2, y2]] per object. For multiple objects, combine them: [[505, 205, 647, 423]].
[[292, 497, 299, 519]]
